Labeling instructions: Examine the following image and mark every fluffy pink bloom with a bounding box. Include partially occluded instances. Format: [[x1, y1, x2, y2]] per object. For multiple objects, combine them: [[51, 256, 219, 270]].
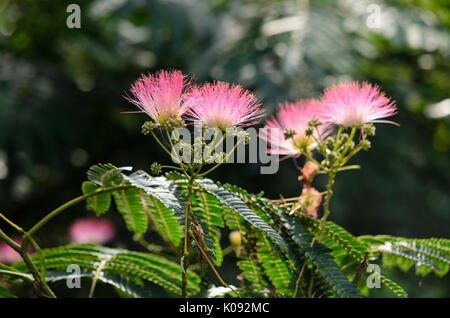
[[319, 82, 398, 127], [260, 100, 329, 156], [69, 218, 115, 244], [0, 237, 32, 264], [126, 70, 190, 125], [297, 186, 322, 219], [184, 82, 264, 129]]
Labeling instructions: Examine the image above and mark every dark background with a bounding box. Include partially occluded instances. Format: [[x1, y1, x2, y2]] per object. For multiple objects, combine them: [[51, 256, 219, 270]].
[[0, 0, 449, 297]]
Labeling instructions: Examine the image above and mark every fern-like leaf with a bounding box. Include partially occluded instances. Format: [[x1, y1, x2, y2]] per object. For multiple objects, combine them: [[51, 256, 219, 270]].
[[112, 188, 148, 234], [195, 178, 287, 251], [81, 181, 111, 216], [13, 244, 201, 296]]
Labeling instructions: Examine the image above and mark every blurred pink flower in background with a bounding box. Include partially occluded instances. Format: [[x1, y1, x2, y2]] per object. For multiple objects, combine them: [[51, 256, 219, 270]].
[[184, 82, 264, 129], [69, 218, 115, 244], [126, 70, 190, 125], [0, 237, 32, 264], [260, 100, 328, 156], [319, 81, 398, 128]]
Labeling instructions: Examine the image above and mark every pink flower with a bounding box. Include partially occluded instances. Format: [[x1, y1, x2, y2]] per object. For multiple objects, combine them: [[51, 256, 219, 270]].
[[260, 100, 328, 156], [184, 82, 264, 130], [69, 218, 115, 244], [126, 70, 190, 125], [319, 82, 398, 128], [297, 186, 322, 219], [0, 237, 32, 264]]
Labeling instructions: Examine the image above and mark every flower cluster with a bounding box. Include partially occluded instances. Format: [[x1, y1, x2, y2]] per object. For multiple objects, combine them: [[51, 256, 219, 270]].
[[262, 81, 397, 158], [126, 70, 264, 130]]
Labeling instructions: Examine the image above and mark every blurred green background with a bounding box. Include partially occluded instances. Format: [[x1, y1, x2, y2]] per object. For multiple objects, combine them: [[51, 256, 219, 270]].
[[0, 0, 449, 297]]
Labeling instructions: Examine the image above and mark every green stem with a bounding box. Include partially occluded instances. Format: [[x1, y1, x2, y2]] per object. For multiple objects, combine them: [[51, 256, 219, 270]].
[[0, 223, 55, 297], [198, 139, 241, 178], [181, 177, 194, 298], [319, 169, 337, 241], [341, 126, 356, 157], [0, 269, 34, 283], [27, 185, 132, 237], [333, 126, 343, 152], [188, 231, 226, 288], [293, 261, 307, 298]]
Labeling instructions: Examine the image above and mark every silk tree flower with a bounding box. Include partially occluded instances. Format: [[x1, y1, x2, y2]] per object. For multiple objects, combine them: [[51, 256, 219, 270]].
[[260, 100, 328, 156], [297, 186, 322, 219], [319, 82, 398, 128], [0, 238, 33, 264], [183, 82, 264, 130], [126, 70, 190, 125], [69, 218, 115, 244]]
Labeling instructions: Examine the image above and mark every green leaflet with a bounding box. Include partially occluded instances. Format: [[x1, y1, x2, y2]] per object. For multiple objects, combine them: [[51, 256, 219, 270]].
[[299, 215, 368, 264], [190, 191, 224, 266], [13, 244, 201, 297], [237, 259, 267, 291], [87, 163, 131, 187], [256, 235, 292, 295], [359, 235, 450, 277], [124, 170, 185, 224], [282, 214, 361, 298], [140, 193, 183, 247], [195, 178, 287, 251], [112, 188, 148, 234], [82, 181, 111, 216], [44, 270, 152, 298], [379, 274, 408, 298]]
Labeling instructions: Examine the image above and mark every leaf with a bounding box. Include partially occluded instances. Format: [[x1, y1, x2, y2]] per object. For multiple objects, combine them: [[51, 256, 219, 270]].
[[359, 235, 450, 277], [124, 170, 185, 224], [283, 215, 361, 298], [299, 215, 368, 265], [87, 163, 131, 187], [82, 181, 111, 216], [256, 235, 292, 295], [112, 188, 148, 234], [44, 270, 152, 298], [13, 244, 201, 296], [190, 191, 224, 266], [236, 259, 267, 290], [140, 193, 183, 246], [195, 178, 287, 251], [379, 275, 408, 298]]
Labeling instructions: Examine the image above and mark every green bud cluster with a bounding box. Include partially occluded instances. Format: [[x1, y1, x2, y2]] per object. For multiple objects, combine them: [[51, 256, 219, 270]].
[[237, 131, 250, 144], [361, 139, 371, 151], [141, 121, 156, 135], [308, 117, 322, 128], [284, 129, 296, 140], [150, 162, 162, 175], [362, 124, 376, 137], [162, 118, 185, 131]]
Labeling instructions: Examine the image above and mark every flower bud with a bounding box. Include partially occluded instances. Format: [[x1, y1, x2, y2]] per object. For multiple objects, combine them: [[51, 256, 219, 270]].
[[308, 117, 321, 127], [305, 127, 314, 136], [150, 162, 162, 175], [340, 133, 349, 144], [284, 129, 296, 140], [141, 121, 156, 135], [237, 131, 250, 144], [327, 151, 337, 163], [361, 139, 371, 151], [362, 124, 376, 137], [326, 137, 335, 149]]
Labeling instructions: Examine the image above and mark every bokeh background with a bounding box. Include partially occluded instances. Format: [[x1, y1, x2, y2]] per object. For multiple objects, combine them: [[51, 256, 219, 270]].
[[0, 0, 449, 297]]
